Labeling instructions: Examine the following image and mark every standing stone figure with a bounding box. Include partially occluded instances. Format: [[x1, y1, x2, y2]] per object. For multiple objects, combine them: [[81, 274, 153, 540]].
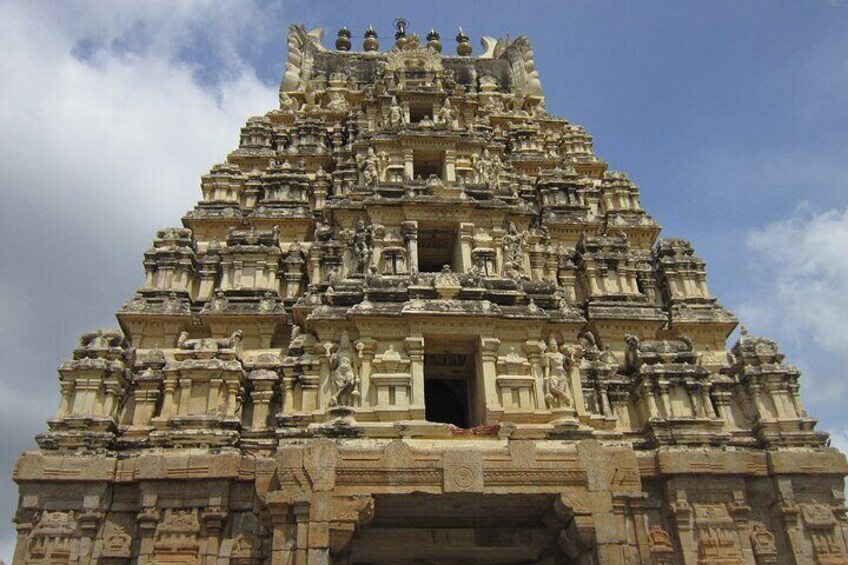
[[351, 220, 373, 275], [387, 97, 405, 127], [436, 98, 455, 127], [358, 147, 380, 187], [502, 221, 525, 273], [473, 148, 501, 189], [357, 147, 387, 187], [329, 331, 360, 407], [544, 336, 572, 409]]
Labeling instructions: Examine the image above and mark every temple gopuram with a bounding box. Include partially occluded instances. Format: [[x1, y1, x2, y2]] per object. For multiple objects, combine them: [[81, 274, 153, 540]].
[[10, 20, 848, 565]]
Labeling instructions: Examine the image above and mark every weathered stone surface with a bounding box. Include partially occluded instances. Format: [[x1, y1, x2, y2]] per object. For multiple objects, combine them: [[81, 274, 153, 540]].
[[11, 19, 848, 565]]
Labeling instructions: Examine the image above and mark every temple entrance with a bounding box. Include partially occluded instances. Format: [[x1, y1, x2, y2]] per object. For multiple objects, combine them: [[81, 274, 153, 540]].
[[424, 339, 478, 428], [348, 493, 568, 564], [417, 227, 458, 273], [425, 379, 468, 428]]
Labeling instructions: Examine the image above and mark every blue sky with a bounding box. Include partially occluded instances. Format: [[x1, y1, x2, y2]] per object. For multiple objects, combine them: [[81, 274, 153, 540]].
[[1, 0, 847, 557]]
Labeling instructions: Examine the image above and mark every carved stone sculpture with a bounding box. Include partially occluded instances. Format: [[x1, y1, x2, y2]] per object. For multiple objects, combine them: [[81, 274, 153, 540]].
[[386, 96, 405, 127], [329, 331, 360, 407], [351, 220, 373, 275], [12, 18, 848, 565], [503, 221, 525, 273], [544, 337, 573, 409]]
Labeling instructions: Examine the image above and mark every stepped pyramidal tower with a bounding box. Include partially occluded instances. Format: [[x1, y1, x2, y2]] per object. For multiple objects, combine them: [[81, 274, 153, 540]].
[[11, 21, 848, 565]]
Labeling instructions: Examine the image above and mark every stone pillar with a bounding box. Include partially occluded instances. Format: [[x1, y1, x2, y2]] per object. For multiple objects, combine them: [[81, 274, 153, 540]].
[[357, 338, 377, 407], [371, 224, 385, 275], [78, 509, 104, 565], [585, 265, 600, 295], [640, 273, 658, 304], [788, 383, 807, 418], [700, 385, 717, 418], [524, 340, 547, 410], [629, 497, 653, 565], [309, 253, 322, 287], [560, 263, 578, 303], [317, 353, 332, 413], [657, 382, 673, 418], [314, 176, 329, 210], [641, 382, 660, 420], [233, 259, 245, 289], [56, 380, 74, 418], [269, 505, 294, 565], [686, 384, 703, 418], [773, 496, 804, 564], [11, 512, 32, 565], [698, 275, 710, 299], [458, 222, 475, 273], [749, 382, 770, 420], [137, 507, 159, 565], [764, 383, 789, 418], [712, 390, 732, 425], [608, 390, 631, 429], [403, 149, 414, 180], [669, 494, 696, 565], [160, 376, 179, 419], [529, 247, 545, 282], [405, 336, 425, 419], [545, 249, 558, 283], [569, 358, 587, 417], [207, 377, 222, 417], [402, 221, 419, 273], [444, 149, 457, 183], [478, 336, 501, 423], [281, 363, 297, 417], [250, 371, 277, 430], [284, 256, 305, 300], [131, 374, 162, 428], [728, 499, 756, 564], [201, 506, 227, 565], [492, 227, 505, 275], [225, 380, 240, 419], [293, 503, 312, 565]]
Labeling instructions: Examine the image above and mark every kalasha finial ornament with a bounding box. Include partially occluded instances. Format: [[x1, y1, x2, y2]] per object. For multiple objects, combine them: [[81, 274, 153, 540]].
[[394, 18, 408, 38], [363, 24, 379, 52], [394, 17, 409, 48], [456, 26, 472, 56], [426, 28, 442, 53], [335, 27, 352, 51]]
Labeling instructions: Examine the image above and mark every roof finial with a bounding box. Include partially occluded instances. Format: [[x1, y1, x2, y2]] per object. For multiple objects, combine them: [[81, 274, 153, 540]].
[[394, 17, 408, 39], [363, 24, 379, 52], [456, 26, 472, 56], [426, 27, 442, 53], [335, 27, 351, 51]]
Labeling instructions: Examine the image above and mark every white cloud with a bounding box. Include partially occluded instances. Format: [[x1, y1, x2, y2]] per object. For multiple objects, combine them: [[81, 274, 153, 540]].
[[738, 205, 848, 402], [0, 1, 280, 559]]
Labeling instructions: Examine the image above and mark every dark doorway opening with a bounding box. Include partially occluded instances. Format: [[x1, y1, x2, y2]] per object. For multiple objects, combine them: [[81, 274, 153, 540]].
[[424, 379, 468, 428], [413, 149, 445, 181], [409, 103, 433, 124], [417, 229, 457, 273], [349, 493, 567, 564], [423, 340, 478, 428]]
